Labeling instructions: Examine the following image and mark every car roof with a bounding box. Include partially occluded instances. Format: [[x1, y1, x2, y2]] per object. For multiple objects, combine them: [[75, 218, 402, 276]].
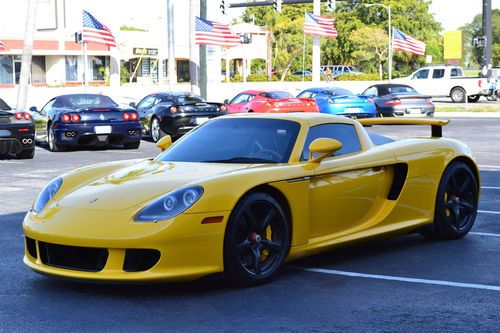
[[302, 87, 349, 92], [54, 93, 112, 99], [238, 90, 286, 95], [367, 83, 413, 89]]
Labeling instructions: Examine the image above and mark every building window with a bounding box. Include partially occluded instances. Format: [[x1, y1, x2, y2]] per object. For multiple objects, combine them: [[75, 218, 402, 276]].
[[0, 56, 13, 84], [90, 56, 106, 81], [176, 60, 190, 82], [65, 56, 78, 81], [31, 56, 46, 83]]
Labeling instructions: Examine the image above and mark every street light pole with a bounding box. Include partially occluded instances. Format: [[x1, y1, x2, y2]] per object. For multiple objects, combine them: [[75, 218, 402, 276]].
[[365, 3, 392, 82]]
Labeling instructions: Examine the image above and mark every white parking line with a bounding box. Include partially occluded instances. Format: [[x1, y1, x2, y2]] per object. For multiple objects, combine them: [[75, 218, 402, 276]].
[[478, 210, 500, 215], [471, 232, 500, 237], [292, 267, 500, 292], [479, 165, 500, 170]]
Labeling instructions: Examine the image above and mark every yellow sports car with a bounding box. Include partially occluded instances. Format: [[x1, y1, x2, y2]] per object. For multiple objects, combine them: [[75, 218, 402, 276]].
[[23, 113, 480, 285]]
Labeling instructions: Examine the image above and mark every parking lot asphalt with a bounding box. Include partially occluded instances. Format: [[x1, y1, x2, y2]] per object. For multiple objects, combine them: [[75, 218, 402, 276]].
[[1, 116, 500, 332]]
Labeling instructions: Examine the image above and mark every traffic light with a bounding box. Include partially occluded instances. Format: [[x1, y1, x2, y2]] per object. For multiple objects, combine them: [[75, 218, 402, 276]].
[[326, 0, 336, 12], [273, 0, 282, 13], [220, 0, 228, 15]]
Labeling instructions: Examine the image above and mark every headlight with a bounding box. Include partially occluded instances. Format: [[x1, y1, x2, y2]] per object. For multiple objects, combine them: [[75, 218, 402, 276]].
[[33, 177, 63, 213], [134, 186, 204, 222]]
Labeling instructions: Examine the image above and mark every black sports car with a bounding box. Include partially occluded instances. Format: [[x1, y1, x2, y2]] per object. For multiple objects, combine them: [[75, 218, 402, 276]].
[[31, 94, 142, 151], [0, 98, 35, 159], [362, 84, 435, 117], [131, 92, 226, 142]]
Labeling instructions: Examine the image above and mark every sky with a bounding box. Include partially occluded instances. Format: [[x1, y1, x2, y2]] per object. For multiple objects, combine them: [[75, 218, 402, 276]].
[[83, 0, 499, 33], [429, 0, 500, 31]]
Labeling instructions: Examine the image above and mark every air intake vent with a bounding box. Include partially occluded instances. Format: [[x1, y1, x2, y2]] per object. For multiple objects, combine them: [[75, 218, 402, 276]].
[[39, 242, 108, 272], [123, 249, 161, 272]]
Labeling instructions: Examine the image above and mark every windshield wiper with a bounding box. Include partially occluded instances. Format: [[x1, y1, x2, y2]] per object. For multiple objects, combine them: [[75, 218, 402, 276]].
[[201, 157, 275, 163]]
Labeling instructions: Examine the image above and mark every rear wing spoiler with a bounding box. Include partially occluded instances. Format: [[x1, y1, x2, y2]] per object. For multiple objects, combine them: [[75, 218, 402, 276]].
[[358, 118, 450, 137]]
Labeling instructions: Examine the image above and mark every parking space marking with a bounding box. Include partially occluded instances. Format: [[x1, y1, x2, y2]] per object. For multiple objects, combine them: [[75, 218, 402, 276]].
[[292, 267, 500, 292], [482, 186, 500, 190], [471, 232, 500, 238], [479, 165, 500, 170], [478, 210, 500, 215]]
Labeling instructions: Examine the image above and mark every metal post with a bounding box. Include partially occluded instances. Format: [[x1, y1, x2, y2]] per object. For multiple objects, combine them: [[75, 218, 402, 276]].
[[167, 0, 177, 91], [199, 0, 207, 99], [388, 4, 392, 82], [16, 0, 37, 111], [482, 0, 492, 69], [189, 0, 200, 95], [312, 0, 320, 83], [83, 42, 88, 92]]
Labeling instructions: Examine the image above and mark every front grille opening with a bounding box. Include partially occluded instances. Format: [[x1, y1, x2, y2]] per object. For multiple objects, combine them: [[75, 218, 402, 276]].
[[25, 237, 37, 259], [38, 242, 108, 272], [123, 249, 160, 272]]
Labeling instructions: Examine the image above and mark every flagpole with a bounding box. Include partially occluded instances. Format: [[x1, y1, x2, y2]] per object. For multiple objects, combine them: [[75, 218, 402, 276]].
[[388, 4, 392, 82], [302, 21, 306, 82], [83, 41, 88, 93]]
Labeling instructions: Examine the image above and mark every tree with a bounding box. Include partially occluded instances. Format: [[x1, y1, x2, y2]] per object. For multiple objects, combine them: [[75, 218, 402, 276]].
[[462, 9, 500, 67], [349, 27, 388, 79]]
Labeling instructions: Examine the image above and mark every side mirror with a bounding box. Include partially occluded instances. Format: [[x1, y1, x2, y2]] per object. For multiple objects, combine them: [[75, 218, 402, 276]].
[[29, 106, 38, 112], [129, 102, 137, 109], [308, 138, 343, 163], [156, 135, 172, 152], [223, 99, 229, 104]]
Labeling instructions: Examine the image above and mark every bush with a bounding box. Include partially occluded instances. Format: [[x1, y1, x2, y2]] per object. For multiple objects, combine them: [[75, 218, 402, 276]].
[[284, 74, 312, 81], [333, 73, 379, 81], [247, 73, 269, 82]]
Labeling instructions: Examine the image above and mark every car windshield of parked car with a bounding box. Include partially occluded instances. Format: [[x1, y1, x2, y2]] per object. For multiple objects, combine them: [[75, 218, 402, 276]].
[[229, 93, 255, 104], [0, 98, 11, 110], [261, 91, 292, 99], [156, 118, 300, 164], [175, 95, 206, 105], [54, 95, 118, 109]]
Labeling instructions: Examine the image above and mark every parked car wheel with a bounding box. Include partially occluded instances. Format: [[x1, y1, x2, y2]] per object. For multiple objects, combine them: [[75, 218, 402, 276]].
[[224, 192, 290, 286], [48, 124, 66, 152], [450, 87, 466, 103], [150, 117, 164, 143]]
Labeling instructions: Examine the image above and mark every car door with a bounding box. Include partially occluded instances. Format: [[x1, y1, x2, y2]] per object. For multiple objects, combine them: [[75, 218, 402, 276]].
[[409, 68, 431, 95], [34, 98, 55, 141], [304, 123, 395, 237]]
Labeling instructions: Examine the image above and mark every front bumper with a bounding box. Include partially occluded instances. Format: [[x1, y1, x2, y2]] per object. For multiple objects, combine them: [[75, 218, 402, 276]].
[[23, 208, 230, 282], [53, 122, 142, 147]]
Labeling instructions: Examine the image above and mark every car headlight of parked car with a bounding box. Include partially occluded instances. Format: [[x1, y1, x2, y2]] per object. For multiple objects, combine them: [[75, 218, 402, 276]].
[[33, 177, 63, 213], [134, 186, 204, 222]]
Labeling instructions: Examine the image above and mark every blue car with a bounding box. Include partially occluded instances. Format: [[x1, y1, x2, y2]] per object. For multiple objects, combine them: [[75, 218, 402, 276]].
[[297, 87, 376, 118], [31, 94, 142, 152]]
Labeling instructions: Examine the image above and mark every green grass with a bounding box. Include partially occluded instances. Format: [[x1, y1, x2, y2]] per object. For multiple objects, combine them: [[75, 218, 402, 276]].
[[436, 105, 500, 112]]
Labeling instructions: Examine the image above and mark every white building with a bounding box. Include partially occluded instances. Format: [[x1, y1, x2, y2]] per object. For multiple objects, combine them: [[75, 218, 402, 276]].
[[0, 0, 269, 88]]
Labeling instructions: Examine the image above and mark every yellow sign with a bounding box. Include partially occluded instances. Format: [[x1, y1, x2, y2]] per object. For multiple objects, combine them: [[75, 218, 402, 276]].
[[444, 31, 462, 59]]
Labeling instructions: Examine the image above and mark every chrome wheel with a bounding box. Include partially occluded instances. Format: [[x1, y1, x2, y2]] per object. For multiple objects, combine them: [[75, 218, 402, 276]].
[[151, 118, 161, 143], [48, 126, 55, 151]]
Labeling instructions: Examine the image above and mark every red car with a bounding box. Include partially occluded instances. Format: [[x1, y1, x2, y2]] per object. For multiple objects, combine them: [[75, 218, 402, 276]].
[[224, 90, 319, 114]]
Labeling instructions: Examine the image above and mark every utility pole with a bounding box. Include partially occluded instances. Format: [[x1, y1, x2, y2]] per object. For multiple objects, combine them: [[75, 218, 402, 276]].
[[482, 0, 492, 70], [189, 0, 200, 95], [16, 0, 37, 111], [199, 0, 207, 99], [167, 0, 177, 91]]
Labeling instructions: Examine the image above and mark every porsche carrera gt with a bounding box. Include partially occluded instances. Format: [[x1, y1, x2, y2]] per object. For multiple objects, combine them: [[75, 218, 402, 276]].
[[23, 113, 480, 286]]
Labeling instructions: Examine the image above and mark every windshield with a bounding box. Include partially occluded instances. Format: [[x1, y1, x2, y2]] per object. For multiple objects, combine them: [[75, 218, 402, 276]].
[[261, 91, 292, 99], [156, 118, 301, 163], [54, 94, 119, 109], [0, 98, 11, 110], [175, 95, 206, 104]]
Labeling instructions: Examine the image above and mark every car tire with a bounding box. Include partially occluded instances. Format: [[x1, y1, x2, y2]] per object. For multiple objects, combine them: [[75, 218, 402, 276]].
[[450, 87, 466, 103], [47, 124, 66, 152], [150, 117, 164, 143], [123, 141, 140, 149], [224, 192, 290, 286], [467, 95, 480, 103], [16, 147, 35, 159], [422, 161, 478, 240]]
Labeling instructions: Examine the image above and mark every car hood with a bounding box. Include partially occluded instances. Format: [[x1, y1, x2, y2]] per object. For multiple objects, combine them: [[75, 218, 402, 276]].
[[57, 159, 252, 211]]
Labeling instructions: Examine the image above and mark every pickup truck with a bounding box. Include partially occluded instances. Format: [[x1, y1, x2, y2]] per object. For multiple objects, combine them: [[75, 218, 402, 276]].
[[394, 65, 492, 103]]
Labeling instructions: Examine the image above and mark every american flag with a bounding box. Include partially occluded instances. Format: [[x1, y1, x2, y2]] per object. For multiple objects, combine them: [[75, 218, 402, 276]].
[[304, 13, 337, 38], [0, 40, 5, 49], [195, 17, 241, 48], [82, 10, 117, 48], [392, 27, 425, 56]]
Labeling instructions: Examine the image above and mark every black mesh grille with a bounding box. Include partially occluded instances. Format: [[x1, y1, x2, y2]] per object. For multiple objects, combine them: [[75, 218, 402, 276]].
[[38, 242, 108, 272], [123, 249, 161, 272], [25, 237, 37, 259]]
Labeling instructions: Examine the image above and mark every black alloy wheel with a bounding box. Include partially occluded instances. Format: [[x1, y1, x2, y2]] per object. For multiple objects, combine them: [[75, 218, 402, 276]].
[[426, 161, 478, 239], [224, 192, 290, 286]]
